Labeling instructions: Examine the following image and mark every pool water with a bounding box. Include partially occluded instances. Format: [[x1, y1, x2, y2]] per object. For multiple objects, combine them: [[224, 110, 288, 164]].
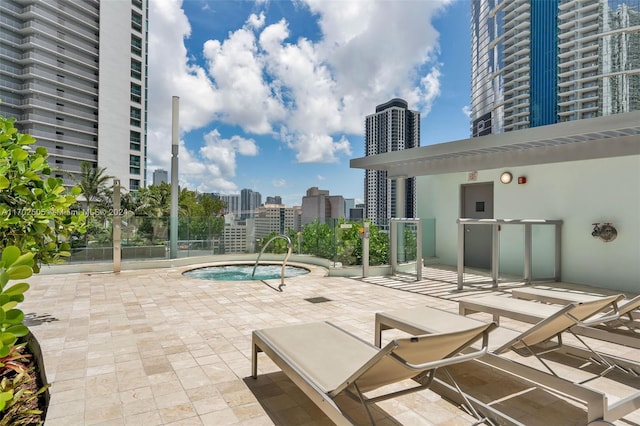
[[184, 264, 309, 281]]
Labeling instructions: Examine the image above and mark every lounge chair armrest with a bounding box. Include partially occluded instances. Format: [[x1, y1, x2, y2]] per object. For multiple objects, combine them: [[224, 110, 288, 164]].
[[392, 346, 488, 371], [573, 303, 620, 326]]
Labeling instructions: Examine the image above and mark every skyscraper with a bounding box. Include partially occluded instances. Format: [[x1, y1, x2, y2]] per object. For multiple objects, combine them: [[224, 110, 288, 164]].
[[220, 194, 241, 217], [152, 168, 168, 186], [301, 187, 345, 225], [0, 0, 149, 191], [364, 99, 419, 224], [240, 188, 262, 219], [471, 0, 639, 136]]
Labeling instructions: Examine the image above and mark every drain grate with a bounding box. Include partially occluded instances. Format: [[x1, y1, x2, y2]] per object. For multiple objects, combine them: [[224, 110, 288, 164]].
[[304, 296, 332, 304]]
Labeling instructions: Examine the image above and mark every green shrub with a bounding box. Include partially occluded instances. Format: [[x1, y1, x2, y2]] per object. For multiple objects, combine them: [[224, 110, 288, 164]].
[[0, 112, 86, 270]]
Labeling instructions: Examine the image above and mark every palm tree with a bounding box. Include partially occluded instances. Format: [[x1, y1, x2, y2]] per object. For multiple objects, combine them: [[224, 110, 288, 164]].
[[75, 161, 114, 212], [73, 162, 114, 246]]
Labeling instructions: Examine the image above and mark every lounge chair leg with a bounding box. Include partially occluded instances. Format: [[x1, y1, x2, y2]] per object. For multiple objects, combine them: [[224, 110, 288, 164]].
[[566, 329, 628, 382], [353, 382, 376, 425], [251, 343, 258, 379], [517, 339, 560, 378], [440, 368, 495, 426]]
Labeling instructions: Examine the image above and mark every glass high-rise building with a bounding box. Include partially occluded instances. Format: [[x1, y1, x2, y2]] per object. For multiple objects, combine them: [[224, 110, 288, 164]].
[[240, 188, 262, 219], [0, 0, 149, 191], [364, 98, 419, 224], [471, 0, 640, 136]]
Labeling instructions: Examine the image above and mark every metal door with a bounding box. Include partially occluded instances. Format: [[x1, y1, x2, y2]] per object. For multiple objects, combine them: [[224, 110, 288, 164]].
[[461, 183, 494, 269]]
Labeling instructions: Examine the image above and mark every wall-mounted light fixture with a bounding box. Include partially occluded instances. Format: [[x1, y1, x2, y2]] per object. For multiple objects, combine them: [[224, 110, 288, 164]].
[[500, 171, 513, 184], [591, 222, 618, 242]]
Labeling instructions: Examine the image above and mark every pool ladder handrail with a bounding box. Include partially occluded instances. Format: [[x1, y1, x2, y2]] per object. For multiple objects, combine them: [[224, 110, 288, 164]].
[[252, 235, 293, 287]]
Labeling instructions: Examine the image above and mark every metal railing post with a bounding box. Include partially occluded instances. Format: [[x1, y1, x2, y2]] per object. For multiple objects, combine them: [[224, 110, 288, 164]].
[[362, 222, 370, 278], [524, 223, 532, 284], [112, 179, 121, 273], [491, 223, 500, 287], [457, 220, 464, 290]]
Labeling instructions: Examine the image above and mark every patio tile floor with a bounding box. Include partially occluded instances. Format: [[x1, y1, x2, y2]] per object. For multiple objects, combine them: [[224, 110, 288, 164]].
[[23, 262, 639, 425]]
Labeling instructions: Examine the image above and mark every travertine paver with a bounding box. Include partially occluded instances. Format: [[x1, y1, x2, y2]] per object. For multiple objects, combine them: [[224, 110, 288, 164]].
[[22, 262, 640, 425]]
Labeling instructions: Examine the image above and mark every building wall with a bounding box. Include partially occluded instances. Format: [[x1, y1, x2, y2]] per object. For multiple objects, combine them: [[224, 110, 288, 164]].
[[99, 0, 148, 191], [222, 224, 247, 253], [301, 187, 345, 225], [417, 155, 640, 292], [254, 205, 296, 239], [0, 0, 148, 189], [0, 0, 101, 184], [471, 0, 640, 135]]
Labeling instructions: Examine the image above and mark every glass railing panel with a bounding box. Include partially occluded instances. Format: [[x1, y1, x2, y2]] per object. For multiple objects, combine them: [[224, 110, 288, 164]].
[[58, 214, 423, 268], [531, 224, 557, 279], [498, 224, 525, 279]]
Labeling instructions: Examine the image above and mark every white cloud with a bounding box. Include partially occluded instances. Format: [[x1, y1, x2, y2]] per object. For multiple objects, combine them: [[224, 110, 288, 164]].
[[247, 12, 266, 30], [462, 105, 472, 118], [198, 129, 258, 187], [202, 20, 286, 134], [147, 0, 450, 189], [316, 174, 325, 181], [272, 178, 287, 187]]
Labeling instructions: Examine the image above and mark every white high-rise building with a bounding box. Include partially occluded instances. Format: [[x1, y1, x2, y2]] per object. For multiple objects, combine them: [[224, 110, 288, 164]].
[[470, 0, 640, 136], [364, 99, 419, 224], [0, 0, 148, 191]]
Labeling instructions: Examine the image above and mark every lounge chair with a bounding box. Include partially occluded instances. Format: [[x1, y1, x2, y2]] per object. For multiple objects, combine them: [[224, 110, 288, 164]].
[[459, 292, 640, 348], [251, 320, 496, 425], [375, 300, 640, 425], [511, 287, 640, 329]]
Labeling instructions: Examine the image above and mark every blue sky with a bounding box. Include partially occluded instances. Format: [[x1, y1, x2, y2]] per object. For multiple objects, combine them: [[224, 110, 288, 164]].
[[146, 0, 471, 206]]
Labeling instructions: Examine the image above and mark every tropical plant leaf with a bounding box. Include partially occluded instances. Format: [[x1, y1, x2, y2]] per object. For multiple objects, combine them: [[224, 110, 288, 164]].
[[3, 283, 29, 297], [1, 247, 20, 268], [5, 325, 28, 337], [5, 266, 32, 280], [4, 309, 24, 324]]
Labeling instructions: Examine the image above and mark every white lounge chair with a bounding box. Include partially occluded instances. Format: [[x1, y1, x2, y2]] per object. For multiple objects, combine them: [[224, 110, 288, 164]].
[[251, 320, 496, 425], [459, 292, 640, 348], [511, 287, 640, 336], [375, 299, 640, 425]]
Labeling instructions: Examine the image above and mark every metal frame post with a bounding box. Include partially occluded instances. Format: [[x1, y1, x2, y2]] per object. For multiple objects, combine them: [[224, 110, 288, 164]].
[[390, 220, 397, 274], [170, 96, 179, 259], [524, 223, 532, 284], [362, 222, 370, 278], [112, 179, 121, 272], [491, 223, 500, 287], [416, 219, 422, 281], [457, 221, 464, 290], [555, 222, 562, 281]]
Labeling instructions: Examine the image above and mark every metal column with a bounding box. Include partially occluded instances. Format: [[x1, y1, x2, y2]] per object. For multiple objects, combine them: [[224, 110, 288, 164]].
[[112, 179, 121, 273], [170, 96, 179, 259]]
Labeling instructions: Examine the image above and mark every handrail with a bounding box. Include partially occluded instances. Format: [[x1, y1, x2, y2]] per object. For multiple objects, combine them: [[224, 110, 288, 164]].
[[252, 235, 293, 288]]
